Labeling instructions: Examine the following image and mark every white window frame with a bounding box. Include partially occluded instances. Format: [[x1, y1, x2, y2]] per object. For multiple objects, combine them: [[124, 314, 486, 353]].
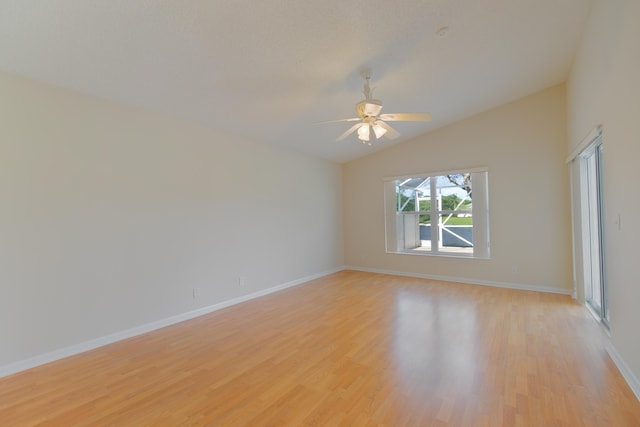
[[384, 167, 490, 259]]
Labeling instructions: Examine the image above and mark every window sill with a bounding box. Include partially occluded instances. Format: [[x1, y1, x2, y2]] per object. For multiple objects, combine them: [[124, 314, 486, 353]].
[[388, 249, 490, 260]]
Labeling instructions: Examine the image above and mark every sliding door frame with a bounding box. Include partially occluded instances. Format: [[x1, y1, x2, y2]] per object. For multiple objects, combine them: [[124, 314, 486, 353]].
[[567, 126, 608, 327]]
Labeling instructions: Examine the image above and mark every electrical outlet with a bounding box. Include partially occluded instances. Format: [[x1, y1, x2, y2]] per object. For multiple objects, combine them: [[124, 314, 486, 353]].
[[238, 276, 247, 287], [192, 287, 201, 298]]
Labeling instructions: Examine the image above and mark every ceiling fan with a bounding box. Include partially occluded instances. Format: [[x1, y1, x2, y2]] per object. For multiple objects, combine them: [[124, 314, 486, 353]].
[[322, 74, 432, 145]]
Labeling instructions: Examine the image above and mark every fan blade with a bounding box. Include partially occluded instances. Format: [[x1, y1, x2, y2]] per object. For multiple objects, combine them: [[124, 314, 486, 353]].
[[316, 117, 361, 124], [378, 112, 432, 122], [376, 120, 400, 139], [336, 122, 364, 141]]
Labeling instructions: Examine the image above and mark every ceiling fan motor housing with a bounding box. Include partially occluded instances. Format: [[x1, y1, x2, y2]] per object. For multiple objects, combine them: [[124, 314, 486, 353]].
[[356, 99, 383, 118]]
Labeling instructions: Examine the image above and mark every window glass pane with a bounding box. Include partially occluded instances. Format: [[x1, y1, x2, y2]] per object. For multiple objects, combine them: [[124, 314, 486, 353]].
[[439, 214, 473, 254]]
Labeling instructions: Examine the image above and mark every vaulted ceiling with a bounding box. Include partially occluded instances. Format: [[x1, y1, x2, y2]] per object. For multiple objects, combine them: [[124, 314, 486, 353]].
[[0, 0, 593, 162]]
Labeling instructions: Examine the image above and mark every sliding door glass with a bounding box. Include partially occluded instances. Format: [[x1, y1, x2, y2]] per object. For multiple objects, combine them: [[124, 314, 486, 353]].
[[581, 139, 607, 324]]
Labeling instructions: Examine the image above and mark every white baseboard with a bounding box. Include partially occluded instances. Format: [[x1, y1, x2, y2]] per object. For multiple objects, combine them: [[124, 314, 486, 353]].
[[345, 266, 573, 295], [7, 265, 633, 405], [0, 266, 345, 378], [606, 344, 640, 402]]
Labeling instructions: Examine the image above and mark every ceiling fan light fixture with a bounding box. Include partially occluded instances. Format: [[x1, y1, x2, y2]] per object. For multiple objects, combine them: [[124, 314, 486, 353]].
[[324, 73, 431, 144], [372, 122, 387, 139], [357, 123, 370, 141]]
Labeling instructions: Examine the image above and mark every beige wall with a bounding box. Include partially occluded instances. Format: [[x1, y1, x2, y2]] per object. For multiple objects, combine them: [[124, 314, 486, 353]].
[[567, 0, 640, 389], [344, 85, 572, 292], [0, 70, 344, 369]]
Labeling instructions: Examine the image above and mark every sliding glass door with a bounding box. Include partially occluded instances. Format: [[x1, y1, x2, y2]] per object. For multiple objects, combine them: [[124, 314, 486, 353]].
[[580, 138, 607, 324]]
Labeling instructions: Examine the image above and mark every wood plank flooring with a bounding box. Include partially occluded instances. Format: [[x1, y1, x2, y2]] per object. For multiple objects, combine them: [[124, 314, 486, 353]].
[[1, 270, 639, 426]]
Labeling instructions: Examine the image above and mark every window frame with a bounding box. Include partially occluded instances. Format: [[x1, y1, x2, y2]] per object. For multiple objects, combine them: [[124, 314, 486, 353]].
[[384, 167, 490, 259]]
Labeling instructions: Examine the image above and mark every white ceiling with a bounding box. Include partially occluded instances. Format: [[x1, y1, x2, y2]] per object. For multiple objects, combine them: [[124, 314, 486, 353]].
[[0, 0, 593, 163]]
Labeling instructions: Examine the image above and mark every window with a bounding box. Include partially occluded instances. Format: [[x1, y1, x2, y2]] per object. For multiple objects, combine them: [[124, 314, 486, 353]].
[[384, 168, 490, 258]]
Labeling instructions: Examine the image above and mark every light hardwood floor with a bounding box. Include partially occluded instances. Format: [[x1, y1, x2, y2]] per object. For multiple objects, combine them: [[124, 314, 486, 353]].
[[1, 270, 639, 426]]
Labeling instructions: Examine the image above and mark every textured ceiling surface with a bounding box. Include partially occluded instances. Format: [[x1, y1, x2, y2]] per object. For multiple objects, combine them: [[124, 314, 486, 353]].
[[0, 0, 593, 162]]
